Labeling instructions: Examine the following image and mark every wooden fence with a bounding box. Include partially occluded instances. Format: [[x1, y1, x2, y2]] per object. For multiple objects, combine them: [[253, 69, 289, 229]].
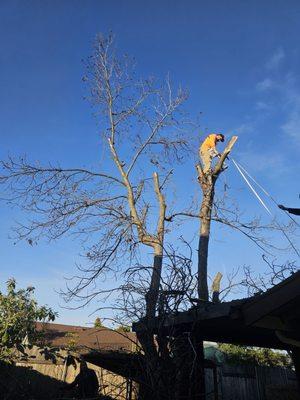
[[1, 347, 298, 400], [0, 346, 136, 400], [205, 364, 299, 400]]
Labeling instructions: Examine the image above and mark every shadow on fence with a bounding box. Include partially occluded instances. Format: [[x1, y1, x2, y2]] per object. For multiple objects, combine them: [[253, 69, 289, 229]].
[[1, 359, 299, 400], [0, 362, 62, 399]]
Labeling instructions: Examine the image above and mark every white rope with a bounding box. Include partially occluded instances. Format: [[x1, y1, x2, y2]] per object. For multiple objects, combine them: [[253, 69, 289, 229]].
[[231, 159, 272, 216], [233, 161, 272, 198], [232, 159, 300, 228], [231, 158, 300, 257]]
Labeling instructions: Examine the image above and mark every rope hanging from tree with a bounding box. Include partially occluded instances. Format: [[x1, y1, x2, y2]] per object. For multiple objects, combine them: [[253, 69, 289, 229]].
[[231, 158, 300, 258], [233, 159, 300, 227]]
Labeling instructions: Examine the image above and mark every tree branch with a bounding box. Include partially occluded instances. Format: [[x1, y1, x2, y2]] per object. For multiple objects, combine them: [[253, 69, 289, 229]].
[[213, 135, 238, 175]]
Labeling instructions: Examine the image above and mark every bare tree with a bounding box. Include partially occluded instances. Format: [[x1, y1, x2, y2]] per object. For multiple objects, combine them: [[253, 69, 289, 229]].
[[0, 34, 195, 400], [241, 255, 298, 296], [1, 33, 299, 400], [1, 34, 190, 315]]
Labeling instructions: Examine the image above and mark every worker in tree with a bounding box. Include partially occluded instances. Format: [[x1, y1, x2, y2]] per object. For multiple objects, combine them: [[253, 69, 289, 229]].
[[278, 204, 300, 216], [199, 133, 225, 173]]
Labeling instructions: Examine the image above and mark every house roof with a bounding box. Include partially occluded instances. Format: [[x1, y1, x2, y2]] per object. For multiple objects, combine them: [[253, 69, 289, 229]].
[[133, 271, 300, 350], [36, 322, 137, 352]]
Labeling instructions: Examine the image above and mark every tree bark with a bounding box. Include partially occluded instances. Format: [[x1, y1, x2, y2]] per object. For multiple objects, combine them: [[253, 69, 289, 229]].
[[146, 251, 163, 318], [197, 136, 238, 301], [145, 172, 166, 318], [212, 272, 223, 303], [198, 177, 215, 301]]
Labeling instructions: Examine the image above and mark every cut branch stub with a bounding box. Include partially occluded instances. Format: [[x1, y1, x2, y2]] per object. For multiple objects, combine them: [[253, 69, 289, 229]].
[[213, 135, 238, 176], [211, 272, 223, 303]]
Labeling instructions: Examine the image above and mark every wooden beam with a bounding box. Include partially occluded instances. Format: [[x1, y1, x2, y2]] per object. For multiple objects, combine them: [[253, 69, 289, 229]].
[[242, 272, 300, 326]]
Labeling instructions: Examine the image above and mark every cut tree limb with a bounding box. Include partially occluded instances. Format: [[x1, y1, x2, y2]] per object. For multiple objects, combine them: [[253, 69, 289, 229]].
[[211, 272, 223, 303], [213, 136, 238, 176]]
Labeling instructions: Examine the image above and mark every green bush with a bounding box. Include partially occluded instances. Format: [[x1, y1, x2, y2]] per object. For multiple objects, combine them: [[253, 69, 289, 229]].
[[218, 343, 292, 368], [0, 278, 57, 362]]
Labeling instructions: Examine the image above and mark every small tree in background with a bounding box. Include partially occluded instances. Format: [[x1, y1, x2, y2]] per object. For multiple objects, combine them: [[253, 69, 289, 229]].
[[0, 279, 57, 362], [64, 332, 80, 352], [115, 325, 131, 333], [94, 317, 104, 328]]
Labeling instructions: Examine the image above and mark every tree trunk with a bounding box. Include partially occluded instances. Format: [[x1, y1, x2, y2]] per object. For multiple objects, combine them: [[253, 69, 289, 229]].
[[196, 136, 238, 301], [198, 179, 215, 301], [146, 250, 163, 318], [192, 339, 206, 400], [173, 333, 206, 400], [138, 247, 166, 400]]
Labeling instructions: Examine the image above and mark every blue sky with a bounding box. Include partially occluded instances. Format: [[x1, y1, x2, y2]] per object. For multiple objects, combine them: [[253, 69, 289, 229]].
[[0, 0, 300, 326]]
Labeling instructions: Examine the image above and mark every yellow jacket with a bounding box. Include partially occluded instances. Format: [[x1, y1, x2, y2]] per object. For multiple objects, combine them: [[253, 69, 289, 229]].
[[200, 134, 218, 153]]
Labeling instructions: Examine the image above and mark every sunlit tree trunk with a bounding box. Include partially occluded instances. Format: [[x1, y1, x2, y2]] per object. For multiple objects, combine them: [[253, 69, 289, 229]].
[[197, 136, 238, 301]]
